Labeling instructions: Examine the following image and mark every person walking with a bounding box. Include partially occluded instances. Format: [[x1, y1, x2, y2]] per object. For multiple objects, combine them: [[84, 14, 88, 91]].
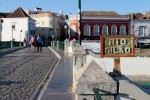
[[29, 36, 35, 52], [23, 38, 27, 47], [36, 34, 43, 52]]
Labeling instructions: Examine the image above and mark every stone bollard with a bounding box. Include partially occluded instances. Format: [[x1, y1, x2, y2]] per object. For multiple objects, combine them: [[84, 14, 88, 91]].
[[64, 39, 69, 52], [53, 41, 55, 48], [57, 41, 59, 49], [51, 41, 53, 47]]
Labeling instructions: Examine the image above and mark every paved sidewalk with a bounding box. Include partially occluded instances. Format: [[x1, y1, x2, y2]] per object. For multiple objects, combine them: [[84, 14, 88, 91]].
[[40, 48, 75, 100]]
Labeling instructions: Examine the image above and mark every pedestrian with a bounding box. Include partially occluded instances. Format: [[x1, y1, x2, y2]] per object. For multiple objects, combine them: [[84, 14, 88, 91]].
[[23, 38, 26, 47], [29, 36, 35, 52], [36, 34, 43, 52]]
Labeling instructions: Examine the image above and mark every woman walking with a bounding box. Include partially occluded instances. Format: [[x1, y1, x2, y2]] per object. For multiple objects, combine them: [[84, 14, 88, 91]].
[[29, 36, 35, 52]]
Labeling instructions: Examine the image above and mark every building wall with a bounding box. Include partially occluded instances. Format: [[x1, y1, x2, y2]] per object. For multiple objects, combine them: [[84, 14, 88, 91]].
[[69, 16, 130, 40], [130, 20, 150, 37], [30, 13, 65, 40], [1, 18, 35, 43]]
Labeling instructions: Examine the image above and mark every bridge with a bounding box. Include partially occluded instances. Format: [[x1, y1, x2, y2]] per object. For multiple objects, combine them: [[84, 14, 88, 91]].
[[0, 47, 74, 100]]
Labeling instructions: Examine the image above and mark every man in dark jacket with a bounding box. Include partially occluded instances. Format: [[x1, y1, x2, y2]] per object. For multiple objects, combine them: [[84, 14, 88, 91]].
[[37, 34, 43, 52]]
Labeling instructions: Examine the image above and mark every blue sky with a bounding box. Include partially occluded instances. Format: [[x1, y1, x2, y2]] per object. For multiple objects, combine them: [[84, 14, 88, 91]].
[[0, 0, 150, 15]]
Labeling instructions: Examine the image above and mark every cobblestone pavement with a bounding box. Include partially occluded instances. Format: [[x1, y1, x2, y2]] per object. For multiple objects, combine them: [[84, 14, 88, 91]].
[[0, 47, 58, 100]]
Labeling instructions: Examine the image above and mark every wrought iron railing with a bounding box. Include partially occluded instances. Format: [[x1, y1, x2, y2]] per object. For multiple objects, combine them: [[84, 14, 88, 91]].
[[58, 41, 64, 51], [0, 41, 11, 50], [54, 41, 57, 48], [93, 88, 102, 100], [0, 41, 23, 50]]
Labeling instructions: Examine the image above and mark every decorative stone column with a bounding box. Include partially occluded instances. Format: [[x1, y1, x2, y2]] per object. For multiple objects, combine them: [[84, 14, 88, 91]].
[[72, 43, 86, 94], [53, 41, 55, 48], [73, 43, 86, 72], [51, 41, 53, 47], [64, 39, 69, 52], [57, 41, 59, 49]]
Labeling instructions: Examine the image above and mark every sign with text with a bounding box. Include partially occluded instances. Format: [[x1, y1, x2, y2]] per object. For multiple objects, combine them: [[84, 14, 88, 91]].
[[100, 35, 135, 57]]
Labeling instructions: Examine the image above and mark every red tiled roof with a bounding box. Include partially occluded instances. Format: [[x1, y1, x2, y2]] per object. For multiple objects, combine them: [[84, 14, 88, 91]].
[[7, 7, 30, 18], [82, 11, 129, 18], [0, 12, 10, 18], [130, 13, 144, 19], [82, 11, 119, 16]]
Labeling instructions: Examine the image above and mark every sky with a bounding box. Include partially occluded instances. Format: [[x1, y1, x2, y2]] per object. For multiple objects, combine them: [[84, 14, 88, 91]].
[[0, 0, 150, 15]]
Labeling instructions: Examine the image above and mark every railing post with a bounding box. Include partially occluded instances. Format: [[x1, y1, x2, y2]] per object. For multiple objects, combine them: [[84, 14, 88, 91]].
[[64, 39, 69, 52], [51, 41, 53, 47], [57, 41, 59, 49]]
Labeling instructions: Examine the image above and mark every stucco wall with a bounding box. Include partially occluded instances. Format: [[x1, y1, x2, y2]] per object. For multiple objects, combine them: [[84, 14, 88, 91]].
[[1, 18, 35, 42], [82, 41, 150, 75], [130, 20, 150, 37]]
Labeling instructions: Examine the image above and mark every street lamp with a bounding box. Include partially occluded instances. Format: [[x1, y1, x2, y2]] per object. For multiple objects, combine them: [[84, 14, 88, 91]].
[[20, 30, 22, 46], [78, 0, 81, 45], [11, 24, 15, 48], [64, 23, 68, 39], [0, 19, 3, 41]]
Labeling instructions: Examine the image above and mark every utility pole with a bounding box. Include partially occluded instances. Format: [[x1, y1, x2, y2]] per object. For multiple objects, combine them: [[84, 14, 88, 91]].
[[78, 0, 81, 45]]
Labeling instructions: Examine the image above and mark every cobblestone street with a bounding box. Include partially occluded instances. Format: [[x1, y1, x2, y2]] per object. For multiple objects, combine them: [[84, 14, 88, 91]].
[[0, 47, 58, 100]]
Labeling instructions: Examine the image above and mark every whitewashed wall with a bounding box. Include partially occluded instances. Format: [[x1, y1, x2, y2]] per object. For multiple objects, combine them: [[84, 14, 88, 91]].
[[1, 18, 35, 43], [130, 20, 150, 37], [86, 55, 150, 75], [81, 41, 150, 75]]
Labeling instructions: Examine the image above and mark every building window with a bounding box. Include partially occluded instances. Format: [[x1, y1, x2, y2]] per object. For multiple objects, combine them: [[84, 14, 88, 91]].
[[120, 25, 126, 35], [102, 24, 108, 35], [84, 24, 90, 36], [71, 25, 76, 36], [50, 20, 54, 26], [139, 26, 145, 37], [93, 25, 100, 36], [42, 21, 44, 25], [111, 25, 117, 35]]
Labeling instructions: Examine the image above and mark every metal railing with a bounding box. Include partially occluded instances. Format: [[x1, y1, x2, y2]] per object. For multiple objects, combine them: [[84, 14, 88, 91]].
[[54, 41, 57, 48], [58, 41, 64, 51], [93, 88, 102, 100], [0, 41, 23, 50]]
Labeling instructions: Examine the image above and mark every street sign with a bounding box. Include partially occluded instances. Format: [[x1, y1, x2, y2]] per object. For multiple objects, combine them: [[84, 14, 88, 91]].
[[100, 35, 135, 57]]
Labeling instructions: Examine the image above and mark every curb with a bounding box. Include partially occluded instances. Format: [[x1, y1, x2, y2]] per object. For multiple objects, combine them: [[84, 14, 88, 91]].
[[0, 47, 26, 56], [29, 47, 61, 100]]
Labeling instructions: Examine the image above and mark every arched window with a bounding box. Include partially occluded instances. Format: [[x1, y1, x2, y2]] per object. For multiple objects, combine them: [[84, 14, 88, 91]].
[[84, 24, 91, 36], [102, 24, 108, 35], [71, 25, 76, 36], [120, 25, 126, 35], [111, 25, 117, 35], [93, 25, 100, 36]]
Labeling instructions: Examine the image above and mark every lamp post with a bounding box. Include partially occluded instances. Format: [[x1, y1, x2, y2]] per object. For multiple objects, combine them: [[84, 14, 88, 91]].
[[20, 30, 22, 46], [0, 19, 3, 41], [78, 0, 81, 45], [11, 25, 15, 48], [64, 24, 68, 39]]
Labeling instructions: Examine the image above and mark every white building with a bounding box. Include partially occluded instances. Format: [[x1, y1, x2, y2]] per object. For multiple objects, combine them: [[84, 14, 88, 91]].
[[130, 13, 150, 37], [26, 8, 65, 41], [0, 7, 35, 44], [130, 19, 150, 37]]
